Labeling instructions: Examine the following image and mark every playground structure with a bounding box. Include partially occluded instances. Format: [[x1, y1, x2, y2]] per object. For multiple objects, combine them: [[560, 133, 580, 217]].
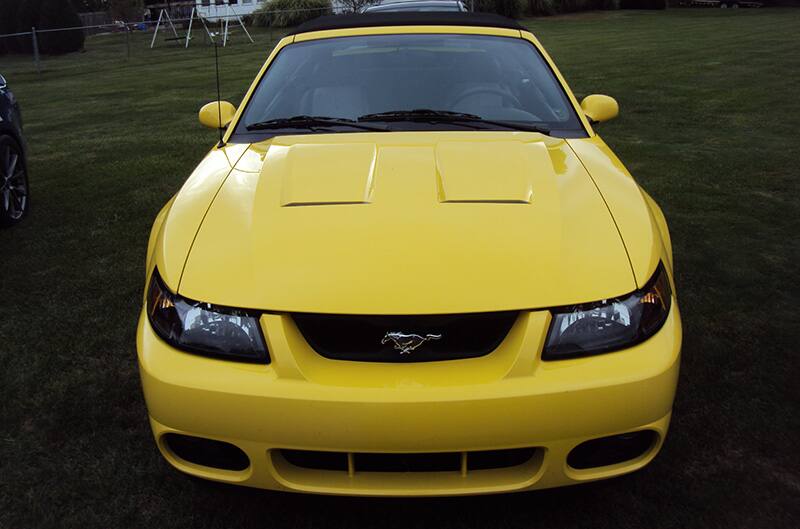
[[149, 5, 254, 49]]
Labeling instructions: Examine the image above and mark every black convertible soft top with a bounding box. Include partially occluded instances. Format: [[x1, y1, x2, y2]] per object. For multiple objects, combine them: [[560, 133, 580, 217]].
[[292, 12, 525, 35]]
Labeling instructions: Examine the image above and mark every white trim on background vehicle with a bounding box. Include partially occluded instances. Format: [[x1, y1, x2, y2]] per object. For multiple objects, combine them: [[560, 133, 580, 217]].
[[194, 0, 266, 21]]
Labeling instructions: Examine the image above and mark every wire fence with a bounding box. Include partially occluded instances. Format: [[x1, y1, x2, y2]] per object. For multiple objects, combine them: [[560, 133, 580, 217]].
[[0, 8, 333, 75]]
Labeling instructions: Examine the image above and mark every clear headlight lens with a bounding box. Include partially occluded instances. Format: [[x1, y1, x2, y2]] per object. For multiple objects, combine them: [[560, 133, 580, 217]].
[[542, 264, 672, 360], [146, 270, 269, 363]]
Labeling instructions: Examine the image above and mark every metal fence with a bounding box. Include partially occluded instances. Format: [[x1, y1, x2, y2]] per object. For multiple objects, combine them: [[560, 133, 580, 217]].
[[0, 8, 332, 75], [78, 11, 114, 34]]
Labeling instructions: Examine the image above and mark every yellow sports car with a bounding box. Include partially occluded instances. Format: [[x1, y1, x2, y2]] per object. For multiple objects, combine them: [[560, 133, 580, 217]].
[[138, 12, 681, 496]]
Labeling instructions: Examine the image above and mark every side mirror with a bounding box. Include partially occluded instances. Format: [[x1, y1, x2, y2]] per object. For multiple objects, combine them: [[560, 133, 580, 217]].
[[580, 94, 619, 124], [199, 101, 237, 129]]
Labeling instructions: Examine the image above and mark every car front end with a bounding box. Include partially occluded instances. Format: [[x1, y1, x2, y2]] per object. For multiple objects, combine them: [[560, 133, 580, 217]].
[[139, 305, 679, 495], [137, 14, 681, 495]]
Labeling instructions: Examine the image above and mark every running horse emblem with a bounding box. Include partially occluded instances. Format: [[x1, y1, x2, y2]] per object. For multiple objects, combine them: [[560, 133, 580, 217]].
[[381, 332, 442, 355]]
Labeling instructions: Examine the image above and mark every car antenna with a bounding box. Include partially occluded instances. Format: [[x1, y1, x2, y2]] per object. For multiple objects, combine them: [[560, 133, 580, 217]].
[[213, 37, 224, 147]]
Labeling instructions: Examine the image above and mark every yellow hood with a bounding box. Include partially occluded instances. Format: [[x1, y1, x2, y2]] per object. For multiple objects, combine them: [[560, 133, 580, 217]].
[[178, 132, 636, 314]]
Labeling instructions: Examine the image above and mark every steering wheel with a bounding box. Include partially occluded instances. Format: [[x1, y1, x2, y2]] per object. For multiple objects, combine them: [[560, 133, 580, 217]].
[[449, 86, 523, 111]]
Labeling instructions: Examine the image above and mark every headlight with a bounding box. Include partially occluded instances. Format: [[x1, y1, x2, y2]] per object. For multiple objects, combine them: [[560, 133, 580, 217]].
[[542, 264, 672, 360], [146, 270, 269, 363]]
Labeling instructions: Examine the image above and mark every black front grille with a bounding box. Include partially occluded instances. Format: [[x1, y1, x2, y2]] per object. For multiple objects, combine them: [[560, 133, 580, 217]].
[[292, 311, 518, 362], [279, 448, 537, 473]]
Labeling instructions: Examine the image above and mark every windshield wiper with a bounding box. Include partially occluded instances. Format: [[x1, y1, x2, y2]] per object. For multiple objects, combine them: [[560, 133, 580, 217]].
[[357, 109, 550, 134], [359, 109, 483, 121], [246, 115, 387, 132]]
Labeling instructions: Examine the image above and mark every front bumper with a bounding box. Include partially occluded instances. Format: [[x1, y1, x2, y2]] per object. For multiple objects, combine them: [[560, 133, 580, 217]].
[[137, 304, 681, 496]]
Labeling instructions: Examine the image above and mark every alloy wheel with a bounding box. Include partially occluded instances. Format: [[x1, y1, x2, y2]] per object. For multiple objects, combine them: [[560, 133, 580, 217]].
[[0, 137, 28, 224]]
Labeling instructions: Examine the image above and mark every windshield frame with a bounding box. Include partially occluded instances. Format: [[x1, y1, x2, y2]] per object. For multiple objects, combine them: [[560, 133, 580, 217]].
[[224, 28, 593, 144]]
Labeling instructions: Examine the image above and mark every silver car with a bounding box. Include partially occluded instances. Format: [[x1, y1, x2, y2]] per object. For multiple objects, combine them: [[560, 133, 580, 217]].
[[362, 1, 468, 13]]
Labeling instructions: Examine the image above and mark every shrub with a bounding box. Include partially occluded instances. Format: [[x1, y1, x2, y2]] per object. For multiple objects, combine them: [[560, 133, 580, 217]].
[[108, 0, 144, 21], [336, 0, 380, 12], [545, 0, 616, 12], [5, 0, 85, 55], [483, 0, 617, 17], [253, 0, 332, 28], [10, 0, 42, 53], [0, 0, 21, 55], [38, 0, 85, 55], [525, 0, 558, 14], [620, 0, 665, 7], [496, 0, 524, 17], [475, 0, 524, 18]]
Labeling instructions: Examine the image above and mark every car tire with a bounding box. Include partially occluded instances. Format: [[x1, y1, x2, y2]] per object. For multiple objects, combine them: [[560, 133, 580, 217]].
[[0, 134, 29, 227]]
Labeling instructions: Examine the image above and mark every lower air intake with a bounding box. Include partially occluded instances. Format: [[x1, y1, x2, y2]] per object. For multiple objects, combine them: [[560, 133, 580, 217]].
[[163, 433, 250, 471], [567, 430, 657, 470], [279, 448, 538, 473]]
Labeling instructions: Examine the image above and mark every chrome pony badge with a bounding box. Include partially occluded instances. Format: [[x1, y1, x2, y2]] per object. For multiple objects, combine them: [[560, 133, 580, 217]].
[[381, 332, 442, 355]]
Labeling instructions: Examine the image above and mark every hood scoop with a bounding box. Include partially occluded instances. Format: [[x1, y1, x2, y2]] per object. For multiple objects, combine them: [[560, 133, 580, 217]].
[[280, 143, 377, 206], [435, 141, 540, 203], [277, 139, 543, 206]]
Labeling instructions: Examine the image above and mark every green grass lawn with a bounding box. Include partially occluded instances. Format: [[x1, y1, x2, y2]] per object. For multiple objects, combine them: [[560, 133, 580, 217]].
[[1, 8, 799, 528]]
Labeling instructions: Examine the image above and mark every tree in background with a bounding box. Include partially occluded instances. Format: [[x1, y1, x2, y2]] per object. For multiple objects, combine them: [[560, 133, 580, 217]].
[[620, 0, 665, 7], [525, 0, 557, 14], [5, 0, 85, 55], [10, 0, 43, 53], [73, 0, 109, 11], [253, 0, 332, 27], [38, 0, 85, 54], [337, 0, 379, 13], [478, 0, 620, 18], [475, 0, 523, 17], [108, 0, 143, 20], [560, 0, 618, 10], [0, 0, 21, 54]]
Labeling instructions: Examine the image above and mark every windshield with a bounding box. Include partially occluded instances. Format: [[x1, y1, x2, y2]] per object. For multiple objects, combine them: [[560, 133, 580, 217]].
[[234, 34, 585, 139]]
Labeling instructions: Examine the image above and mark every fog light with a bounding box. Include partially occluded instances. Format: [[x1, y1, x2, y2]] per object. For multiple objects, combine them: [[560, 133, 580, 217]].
[[567, 430, 657, 470], [164, 433, 250, 471]]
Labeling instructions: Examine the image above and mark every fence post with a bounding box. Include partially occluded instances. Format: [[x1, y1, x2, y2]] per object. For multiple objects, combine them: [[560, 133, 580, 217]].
[[31, 27, 41, 74], [126, 25, 131, 60]]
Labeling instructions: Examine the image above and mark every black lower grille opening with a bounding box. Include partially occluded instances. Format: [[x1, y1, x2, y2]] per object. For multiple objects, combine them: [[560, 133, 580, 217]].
[[358, 452, 461, 472], [282, 449, 349, 471], [567, 430, 657, 470], [468, 448, 536, 470], [164, 433, 250, 471], [292, 311, 518, 362], [279, 448, 537, 473]]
